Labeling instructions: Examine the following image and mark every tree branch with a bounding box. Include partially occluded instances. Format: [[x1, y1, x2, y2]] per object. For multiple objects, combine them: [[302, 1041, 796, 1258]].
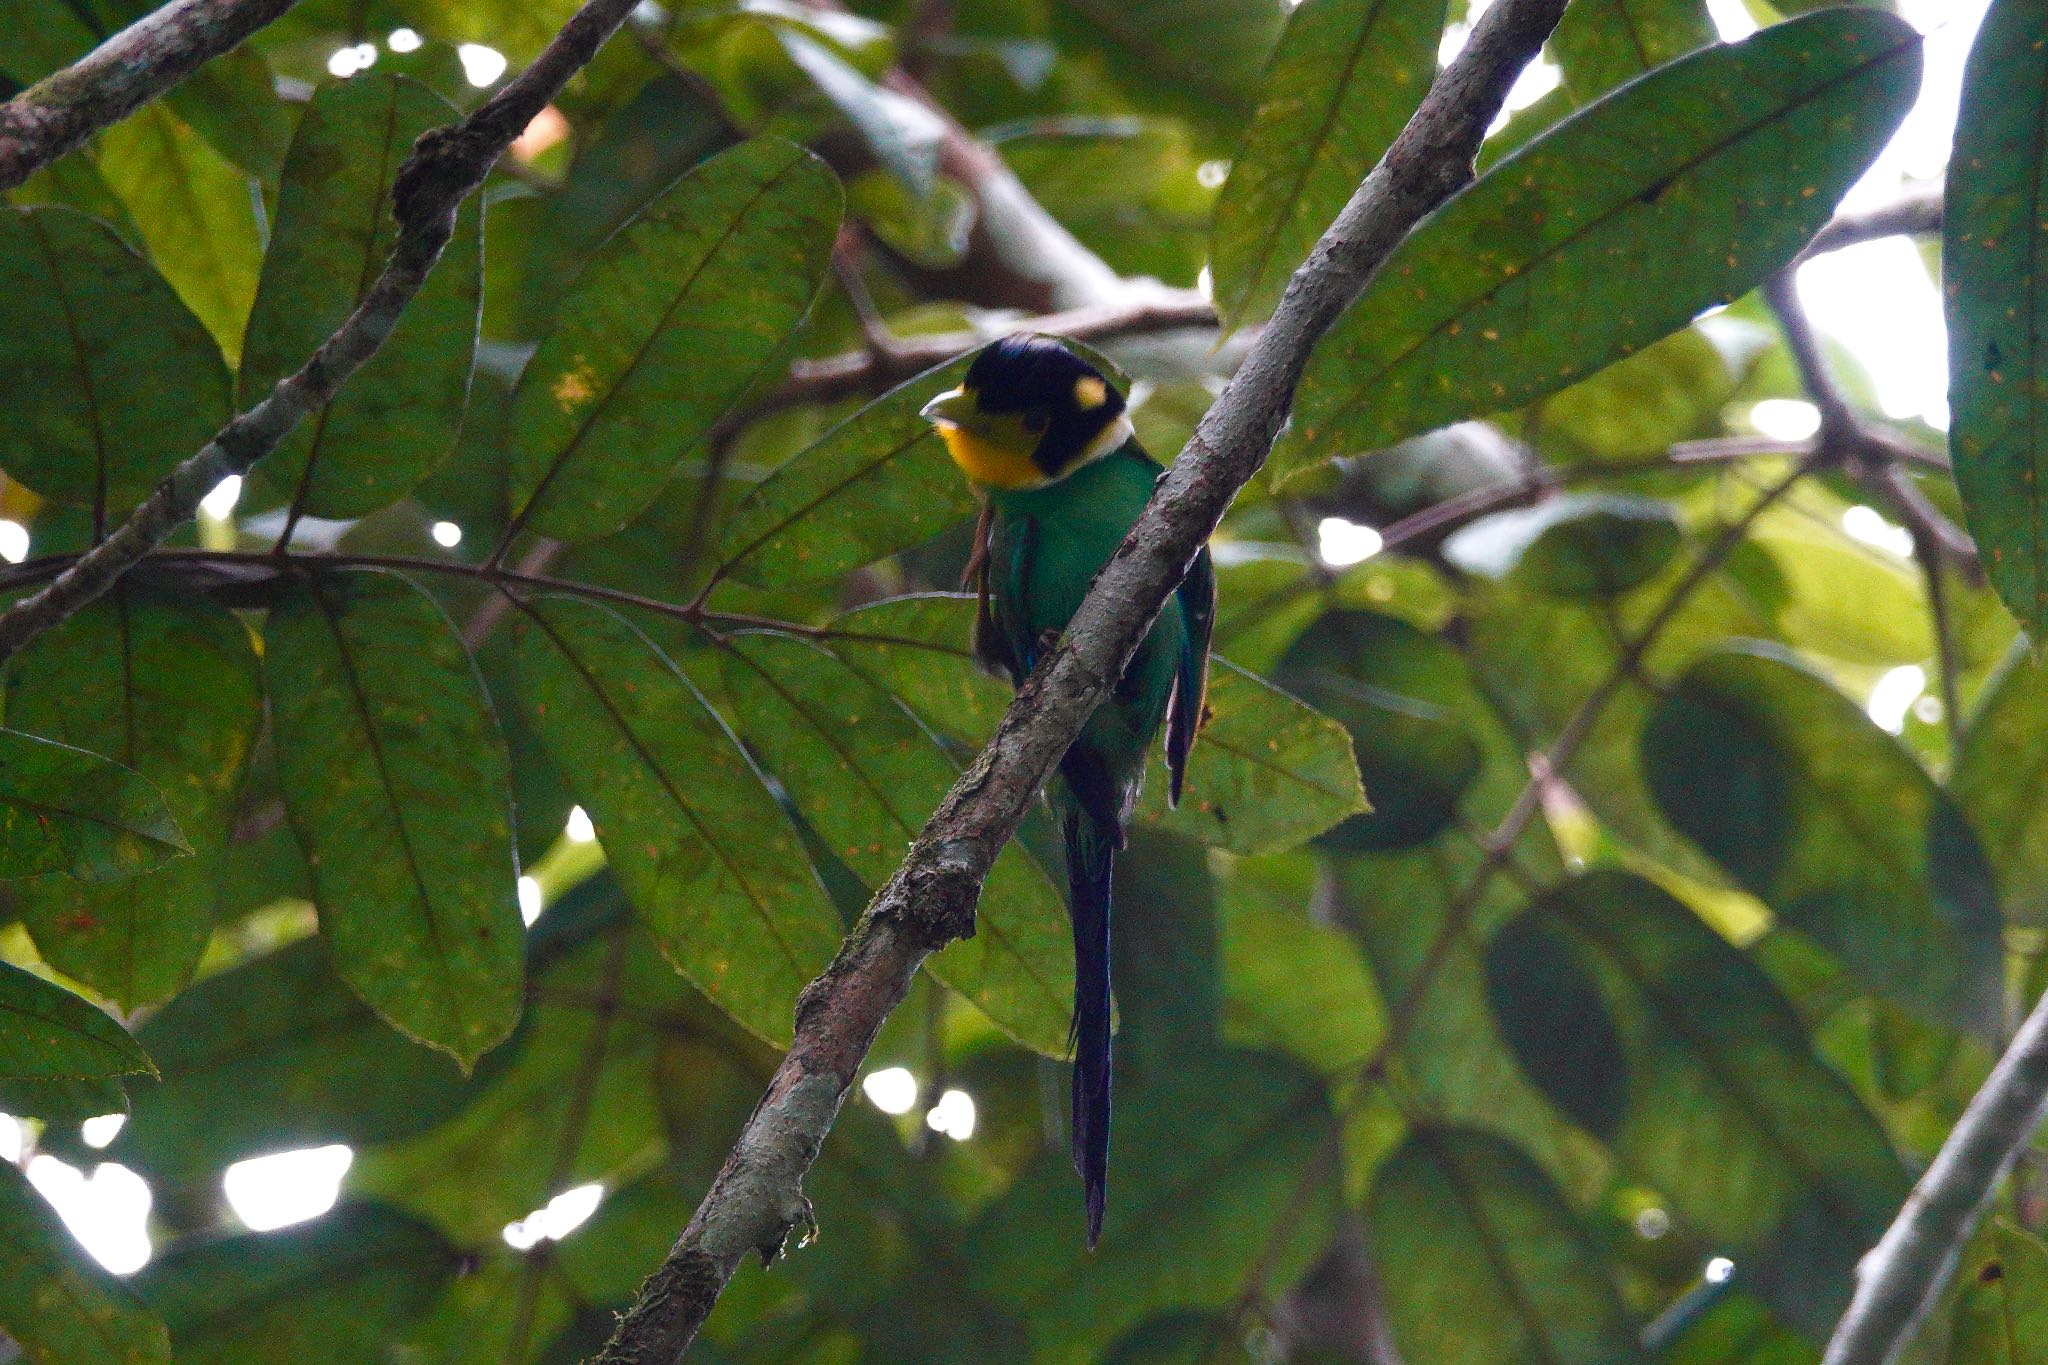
[[1825, 985, 2048, 1364], [0, 0, 642, 668], [590, 0, 1572, 1357], [1797, 185, 1942, 263], [0, 0, 298, 191]]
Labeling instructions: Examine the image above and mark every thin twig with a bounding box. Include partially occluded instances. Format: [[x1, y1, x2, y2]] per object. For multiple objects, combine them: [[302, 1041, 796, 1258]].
[[0, 0, 299, 190], [1797, 185, 1943, 264], [0, 0, 643, 668], [590, 2, 1572, 1358]]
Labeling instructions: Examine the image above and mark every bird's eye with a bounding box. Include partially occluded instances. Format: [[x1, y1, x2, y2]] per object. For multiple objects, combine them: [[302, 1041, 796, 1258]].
[[1023, 411, 1049, 435]]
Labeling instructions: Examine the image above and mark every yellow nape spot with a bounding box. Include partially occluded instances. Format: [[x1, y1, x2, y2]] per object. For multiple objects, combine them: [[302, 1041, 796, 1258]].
[[937, 424, 1045, 491], [1074, 376, 1108, 410], [552, 366, 597, 408]]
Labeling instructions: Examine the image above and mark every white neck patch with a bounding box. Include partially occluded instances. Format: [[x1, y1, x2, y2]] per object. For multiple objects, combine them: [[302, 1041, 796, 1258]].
[[1077, 412, 1134, 466]]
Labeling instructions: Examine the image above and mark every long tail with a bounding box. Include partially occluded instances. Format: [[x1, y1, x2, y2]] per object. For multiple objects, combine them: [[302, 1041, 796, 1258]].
[[1063, 807, 1116, 1249]]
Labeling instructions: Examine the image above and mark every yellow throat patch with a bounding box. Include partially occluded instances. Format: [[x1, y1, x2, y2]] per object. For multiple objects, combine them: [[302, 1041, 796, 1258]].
[[936, 422, 1046, 491]]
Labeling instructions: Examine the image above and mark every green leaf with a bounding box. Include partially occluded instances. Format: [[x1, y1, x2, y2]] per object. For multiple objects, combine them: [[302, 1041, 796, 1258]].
[[1051, 0, 1286, 128], [0, 0, 96, 83], [1442, 493, 1683, 598], [1549, 0, 1716, 105], [720, 631, 1072, 1055], [1210, 0, 1447, 328], [1367, 1126, 1640, 1365], [966, 1049, 1338, 1363], [0, 206, 230, 516], [716, 355, 976, 588], [507, 138, 841, 542], [1956, 647, 2048, 925], [9, 595, 262, 1007], [1946, 0, 2048, 637], [265, 570, 522, 1068], [1274, 9, 1921, 484], [1272, 607, 1482, 851], [512, 595, 842, 1044], [239, 76, 482, 521], [0, 728, 186, 881], [1218, 883, 1386, 1075], [94, 103, 262, 367], [1139, 659, 1368, 854], [1486, 870, 1909, 1334], [780, 28, 944, 197], [110, 939, 485, 1182], [0, 960, 152, 1082], [0, 1073, 128, 1121], [0, 1160, 169, 1365], [1641, 643, 2004, 1035], [1953, 1219, 2048, 1364], [826, 592, 1014, 745], [137, 1204, 454, 1364], [1654, 1291, 1815, 1365]]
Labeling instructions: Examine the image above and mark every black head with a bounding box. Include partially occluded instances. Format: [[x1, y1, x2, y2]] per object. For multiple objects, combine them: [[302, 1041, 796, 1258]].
[[921, 334, 1131, 490]]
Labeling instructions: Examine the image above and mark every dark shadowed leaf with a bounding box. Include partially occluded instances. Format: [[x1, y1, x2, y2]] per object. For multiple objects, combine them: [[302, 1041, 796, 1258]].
[[0, 960, 152, 1082], [507, 138, 840, 542], [1368, 1126, 1640, 1365], [1488, 870, 1908, 1334], [1946, 0, 2048, 636], [512, 596, 841, 1044], [967, 1048, 1338, 1362], [1139, 659, 1368, 853], [137, 1204, 454, 1364], [1642, 643, 2003, 1034], [1654, 1290, 1815, 1365], [0, 1160, 169, 1365], [94, 104, 262, 366], [266, 570, 522, 1067], [9, 595, 261, 1007], [716, 355, 975, 587], [0, 1074, 129, 1121], [0, 728, 186, 881], [239, 76, 482, 521], [1442, 493, 1683, 597], [1211, 0, 1446, 328], [720, 631, 1071, 1054], [0, 206, 230, 516], [110, 939, 486, 1182], [1952, 1219, 2048, 1364], [1956, 646, 2048, 925], [1549, 0, 1716, 105], [0, 0, 96, 83], [1275, 9, 1920, 483], [1052, 0, 1286, 128]]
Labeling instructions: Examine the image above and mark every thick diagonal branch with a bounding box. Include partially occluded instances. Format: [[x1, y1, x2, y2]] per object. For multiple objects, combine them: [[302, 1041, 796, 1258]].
[[590, 1, 1571, 1359], [0, 0, 298, 191], [1825, 986, 2048, 1364], [0, 0, 641, 667]]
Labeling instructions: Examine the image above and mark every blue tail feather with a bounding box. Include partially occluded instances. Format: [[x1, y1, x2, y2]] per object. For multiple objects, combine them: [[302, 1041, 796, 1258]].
[[1064, 808, 1115, 1248]]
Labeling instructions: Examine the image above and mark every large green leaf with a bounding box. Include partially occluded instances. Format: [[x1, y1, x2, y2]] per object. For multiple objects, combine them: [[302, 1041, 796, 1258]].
[[239, 76, 482, 521], [136, 1204, 454, 1364], [1210, 0, 1446, 328], [266, 570, 522, 1068], [1946, 0, 2048, 637], [9, 595, 261, 1007], [966, 1049, 1338, 1364], [1641, 643, 2004, 1034], [826, 592, 1014, 744], [1955, 646, 2048, 925], [0, 206, 230, 517], [1953, 1219, 2048, 1364], [1137, 659, 1368, 854], [110, 938, 485, 1182], [1272, 607, 1484, 851], [0, 0, 96, 84], [0, 728, 186, 881], [1486, 870, 1908, 1334], [1367, 1126, 1640, 1365], [720, 631, 1072, 1055], [1274, 9, 1920, 483], [0, 960, 152, 1082], [716, 355, 975, 588], [506, 138, 840, 542], [94, 104, 262, 366], [512, 595, 842, 1044], [1218, 879, 1386, 1075], [1051, 0, 1286, 128], [1549, 0, 1715, 105], [0, 1160, 169, 1365]]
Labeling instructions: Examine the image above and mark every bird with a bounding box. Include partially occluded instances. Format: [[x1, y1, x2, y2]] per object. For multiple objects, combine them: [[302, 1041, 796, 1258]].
[[920, 334, 1214, 1246]]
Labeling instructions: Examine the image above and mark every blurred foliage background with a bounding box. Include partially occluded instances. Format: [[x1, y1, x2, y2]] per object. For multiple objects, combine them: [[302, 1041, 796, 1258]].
[[0, 0, 2043, 1361]]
